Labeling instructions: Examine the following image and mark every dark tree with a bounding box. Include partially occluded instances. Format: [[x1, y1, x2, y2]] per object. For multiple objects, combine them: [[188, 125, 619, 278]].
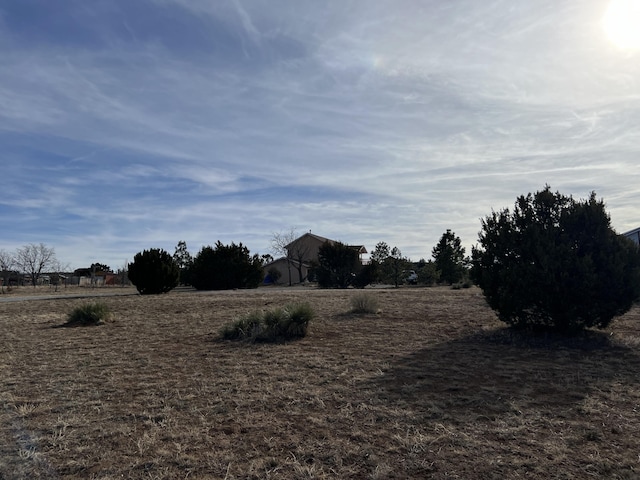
[[368, 241, 390, 284], [432, 229, 466, 284], [369, 242, 390, 265], [387, 247, 411, 288], [190, 241, 263, 290], [472, 186, 640, 334], [91, 263, 112, 273], [0, 249, 15, 293], [128, 248, 179, 295], [173, 240, 193, 285], [367, 242, 410, 286], [416, 258, 440, 285], [352, 262, 377, 289], [316, 241, 360, 288], [261, 254, 274, 265]]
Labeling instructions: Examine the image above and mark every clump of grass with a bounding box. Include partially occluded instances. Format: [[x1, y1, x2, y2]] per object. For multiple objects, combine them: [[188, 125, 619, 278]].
[[64, 302, 110, 327], [221, 302, 314, 342], [349, 293, 379, 314], [220, 310, 263, 340], [282, 302, 314, 338]]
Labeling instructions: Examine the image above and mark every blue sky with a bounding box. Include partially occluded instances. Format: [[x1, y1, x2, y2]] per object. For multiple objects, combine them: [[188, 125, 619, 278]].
[[2, 0, 640, 270]]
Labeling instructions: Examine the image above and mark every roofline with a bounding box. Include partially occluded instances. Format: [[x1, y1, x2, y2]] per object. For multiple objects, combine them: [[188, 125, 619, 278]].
[[285, 232, 333, 249]]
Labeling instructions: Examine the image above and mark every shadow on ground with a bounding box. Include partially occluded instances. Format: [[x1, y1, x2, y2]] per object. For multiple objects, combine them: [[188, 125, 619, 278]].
[[370, 328, 640, 420]]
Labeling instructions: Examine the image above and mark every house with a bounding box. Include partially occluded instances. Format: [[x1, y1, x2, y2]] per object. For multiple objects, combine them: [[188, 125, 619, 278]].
[[264, 232, 367, 285], [623, 227, 640, 245]]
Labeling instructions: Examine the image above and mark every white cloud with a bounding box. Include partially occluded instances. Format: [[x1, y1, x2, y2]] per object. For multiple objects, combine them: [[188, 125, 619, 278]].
[[1, 0, 639, 268]]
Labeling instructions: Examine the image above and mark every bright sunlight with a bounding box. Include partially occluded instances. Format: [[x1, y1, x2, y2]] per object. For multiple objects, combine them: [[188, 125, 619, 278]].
[[603, 0, 640, 49]]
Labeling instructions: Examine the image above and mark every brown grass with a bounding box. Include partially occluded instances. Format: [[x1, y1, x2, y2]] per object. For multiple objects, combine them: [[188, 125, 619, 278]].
[[1, 286, 639, 479]]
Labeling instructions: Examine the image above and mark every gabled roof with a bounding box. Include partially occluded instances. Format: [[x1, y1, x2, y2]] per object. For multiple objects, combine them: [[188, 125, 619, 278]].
[[285, 232, 333, 249], [285, 232, 366, 253], [349, 245, 368, 254]]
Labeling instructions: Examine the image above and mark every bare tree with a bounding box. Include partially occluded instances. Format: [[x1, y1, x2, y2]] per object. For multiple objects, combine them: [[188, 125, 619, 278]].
[[0, 249, 15, 293], [287, 235, 312, 284], [49, 258, 70, 292], [270, 228, 297, 286], [14, 243, 57, 287]]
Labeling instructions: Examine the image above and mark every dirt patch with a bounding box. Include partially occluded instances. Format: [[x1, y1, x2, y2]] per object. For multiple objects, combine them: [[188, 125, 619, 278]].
[[0, 287, 638, 479]]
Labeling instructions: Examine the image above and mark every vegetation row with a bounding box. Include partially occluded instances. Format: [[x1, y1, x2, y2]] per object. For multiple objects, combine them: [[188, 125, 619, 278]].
[[4, 185, 640, 338]]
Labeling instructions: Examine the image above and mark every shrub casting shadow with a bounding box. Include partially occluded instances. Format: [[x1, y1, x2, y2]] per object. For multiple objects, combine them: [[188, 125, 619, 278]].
[[370, 328, 640, 420]]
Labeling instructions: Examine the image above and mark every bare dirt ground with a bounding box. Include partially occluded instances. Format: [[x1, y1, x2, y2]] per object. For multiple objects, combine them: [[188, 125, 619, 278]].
[[0, 286, 639, 479]]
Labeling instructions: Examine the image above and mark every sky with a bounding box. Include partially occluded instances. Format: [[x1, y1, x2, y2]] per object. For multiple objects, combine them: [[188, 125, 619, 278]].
[[1, 0, 640, 270]]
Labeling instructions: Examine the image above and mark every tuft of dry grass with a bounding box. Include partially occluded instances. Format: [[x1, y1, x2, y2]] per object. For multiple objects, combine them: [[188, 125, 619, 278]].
[[0, 286, 639, 479], [349, 293, 379, 315]]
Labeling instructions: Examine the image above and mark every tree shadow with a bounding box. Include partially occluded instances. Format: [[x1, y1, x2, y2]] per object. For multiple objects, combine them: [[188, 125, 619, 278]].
[[370, 328, 640, 420]]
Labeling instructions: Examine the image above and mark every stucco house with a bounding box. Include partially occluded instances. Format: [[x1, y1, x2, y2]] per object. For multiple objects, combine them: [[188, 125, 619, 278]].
[[264, 232, 367, 285]]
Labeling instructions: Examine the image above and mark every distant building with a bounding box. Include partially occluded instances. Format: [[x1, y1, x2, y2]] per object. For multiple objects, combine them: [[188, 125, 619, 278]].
[[263, 232, 367, 285], [623, 227, 640, 245]]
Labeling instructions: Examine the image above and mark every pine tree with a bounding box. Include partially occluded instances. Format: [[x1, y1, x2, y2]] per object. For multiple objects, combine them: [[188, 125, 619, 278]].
[[432, 230, 466, 284]]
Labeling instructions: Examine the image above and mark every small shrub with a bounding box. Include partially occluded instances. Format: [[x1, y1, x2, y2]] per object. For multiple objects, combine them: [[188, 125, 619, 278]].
[[261, 306, 292, 338], [65, 302, 110, 327], [220, 310, 264, 340], [221, 303, 314, 342], [350, 293, 379, 314], [281, 302, 314, 338]]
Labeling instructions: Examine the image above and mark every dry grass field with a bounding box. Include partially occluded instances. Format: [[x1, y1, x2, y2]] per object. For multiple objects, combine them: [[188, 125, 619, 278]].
[[1, 285, 639, 479]]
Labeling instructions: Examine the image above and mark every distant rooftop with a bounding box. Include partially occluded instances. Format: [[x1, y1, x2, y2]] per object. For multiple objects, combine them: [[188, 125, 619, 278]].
[[623, 227, 640, 245]]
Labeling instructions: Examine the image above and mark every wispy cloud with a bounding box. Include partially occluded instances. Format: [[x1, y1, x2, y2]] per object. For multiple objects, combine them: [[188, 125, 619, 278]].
[[1, 0, 639, 268]]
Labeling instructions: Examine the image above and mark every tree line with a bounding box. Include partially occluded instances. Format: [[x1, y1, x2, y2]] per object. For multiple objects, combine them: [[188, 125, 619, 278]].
[[129, 185, 640, 337], [125, 228, 471, 295], [6, 185, 640, 337]]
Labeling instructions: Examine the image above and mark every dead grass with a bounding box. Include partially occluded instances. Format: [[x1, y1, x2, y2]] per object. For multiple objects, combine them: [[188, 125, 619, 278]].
[[0, 286, 639, 479]]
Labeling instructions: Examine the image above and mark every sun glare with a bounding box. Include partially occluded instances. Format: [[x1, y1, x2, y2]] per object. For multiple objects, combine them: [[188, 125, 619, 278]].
[[604, 0, 640, 49]]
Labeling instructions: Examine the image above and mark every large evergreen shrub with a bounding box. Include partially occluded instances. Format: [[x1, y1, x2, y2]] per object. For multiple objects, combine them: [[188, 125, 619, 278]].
[[472, 186, 640, 334], [316, 241, 360, 288], [190, 241, 263, 290], [128, 248, 179, 295]]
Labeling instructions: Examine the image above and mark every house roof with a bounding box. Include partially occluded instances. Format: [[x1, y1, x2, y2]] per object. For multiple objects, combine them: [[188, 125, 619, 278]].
[[285, 232, 367, 253], [284, 232, 332, 249], [623, 227, 640, 244]]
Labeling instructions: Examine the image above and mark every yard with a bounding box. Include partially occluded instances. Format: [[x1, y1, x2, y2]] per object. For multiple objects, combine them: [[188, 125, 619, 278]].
[[0, 286, 639, 479]]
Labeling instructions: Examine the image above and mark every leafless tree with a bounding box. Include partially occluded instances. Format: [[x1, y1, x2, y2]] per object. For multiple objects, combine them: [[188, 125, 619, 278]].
[[271, 228, 312, 285], [0, 249, 15, 293], [287, 236, 312, 284], [14, 243, 57, 287], [270, 228, 297, 286]]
